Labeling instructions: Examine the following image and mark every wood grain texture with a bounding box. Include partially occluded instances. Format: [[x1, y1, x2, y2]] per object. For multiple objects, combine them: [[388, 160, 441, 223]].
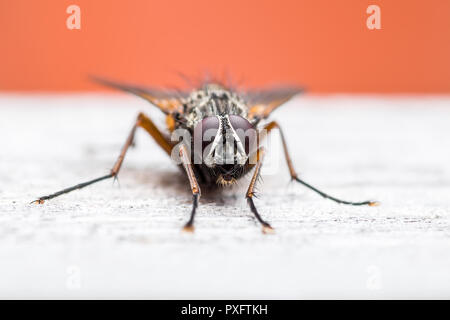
[[0, 94, 449, 298]]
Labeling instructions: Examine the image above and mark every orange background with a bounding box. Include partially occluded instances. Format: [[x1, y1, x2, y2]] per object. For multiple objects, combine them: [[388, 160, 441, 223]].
[[0, 0, 449, 93]]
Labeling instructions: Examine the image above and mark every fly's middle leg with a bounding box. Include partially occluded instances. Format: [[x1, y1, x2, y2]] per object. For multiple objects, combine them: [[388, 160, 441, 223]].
[[260, 121, 378, 207], [31, 112, 173, 204]]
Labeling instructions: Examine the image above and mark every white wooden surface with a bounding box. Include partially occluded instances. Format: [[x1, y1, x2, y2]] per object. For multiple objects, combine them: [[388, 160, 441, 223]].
[[0, 94, 449, 299]]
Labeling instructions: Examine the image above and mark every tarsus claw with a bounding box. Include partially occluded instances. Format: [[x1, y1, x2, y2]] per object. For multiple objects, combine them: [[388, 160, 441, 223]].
[[182, 224, 195, 233], [30, 199, 45, 205], [262, 225, 275, 234]]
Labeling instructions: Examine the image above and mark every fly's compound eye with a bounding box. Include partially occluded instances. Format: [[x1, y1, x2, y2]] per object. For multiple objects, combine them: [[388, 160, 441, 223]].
[[228, 115, 257, 154], [193, 116, 220, 161]]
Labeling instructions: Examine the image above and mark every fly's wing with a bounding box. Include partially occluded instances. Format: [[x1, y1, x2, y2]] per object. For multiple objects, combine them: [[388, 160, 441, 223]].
[[90, 76, 189, 114], [244, 86, 304, 121]]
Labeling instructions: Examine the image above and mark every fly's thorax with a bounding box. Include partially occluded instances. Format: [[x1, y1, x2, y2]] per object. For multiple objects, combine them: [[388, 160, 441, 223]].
[[183, 84, 249, 129]]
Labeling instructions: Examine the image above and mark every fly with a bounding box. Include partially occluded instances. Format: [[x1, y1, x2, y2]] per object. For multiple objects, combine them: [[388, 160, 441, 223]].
[[31, 76, 378, 233]]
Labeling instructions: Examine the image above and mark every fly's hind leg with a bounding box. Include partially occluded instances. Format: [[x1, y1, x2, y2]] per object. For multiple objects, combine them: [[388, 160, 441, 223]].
[[261, 121, 378, 206], [31, 112, 173, 204]]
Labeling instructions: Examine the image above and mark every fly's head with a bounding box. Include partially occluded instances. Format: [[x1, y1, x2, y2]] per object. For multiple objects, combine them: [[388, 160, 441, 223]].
[[193, 114, 257, 186]]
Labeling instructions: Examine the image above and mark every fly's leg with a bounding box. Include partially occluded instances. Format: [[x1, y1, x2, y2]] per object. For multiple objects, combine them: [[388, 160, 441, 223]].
[[246, 147, 274, 234], [31, 112, 173, 204], [179, 144, 201, 233], [261, 121, 378, 206]]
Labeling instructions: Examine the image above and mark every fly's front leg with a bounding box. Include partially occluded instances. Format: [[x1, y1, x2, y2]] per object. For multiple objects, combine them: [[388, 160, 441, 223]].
[[31, 112, 173, 204], [261, 121, 378, 206], [246, 147, 274, 234], [179, 144, 201, 233]]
